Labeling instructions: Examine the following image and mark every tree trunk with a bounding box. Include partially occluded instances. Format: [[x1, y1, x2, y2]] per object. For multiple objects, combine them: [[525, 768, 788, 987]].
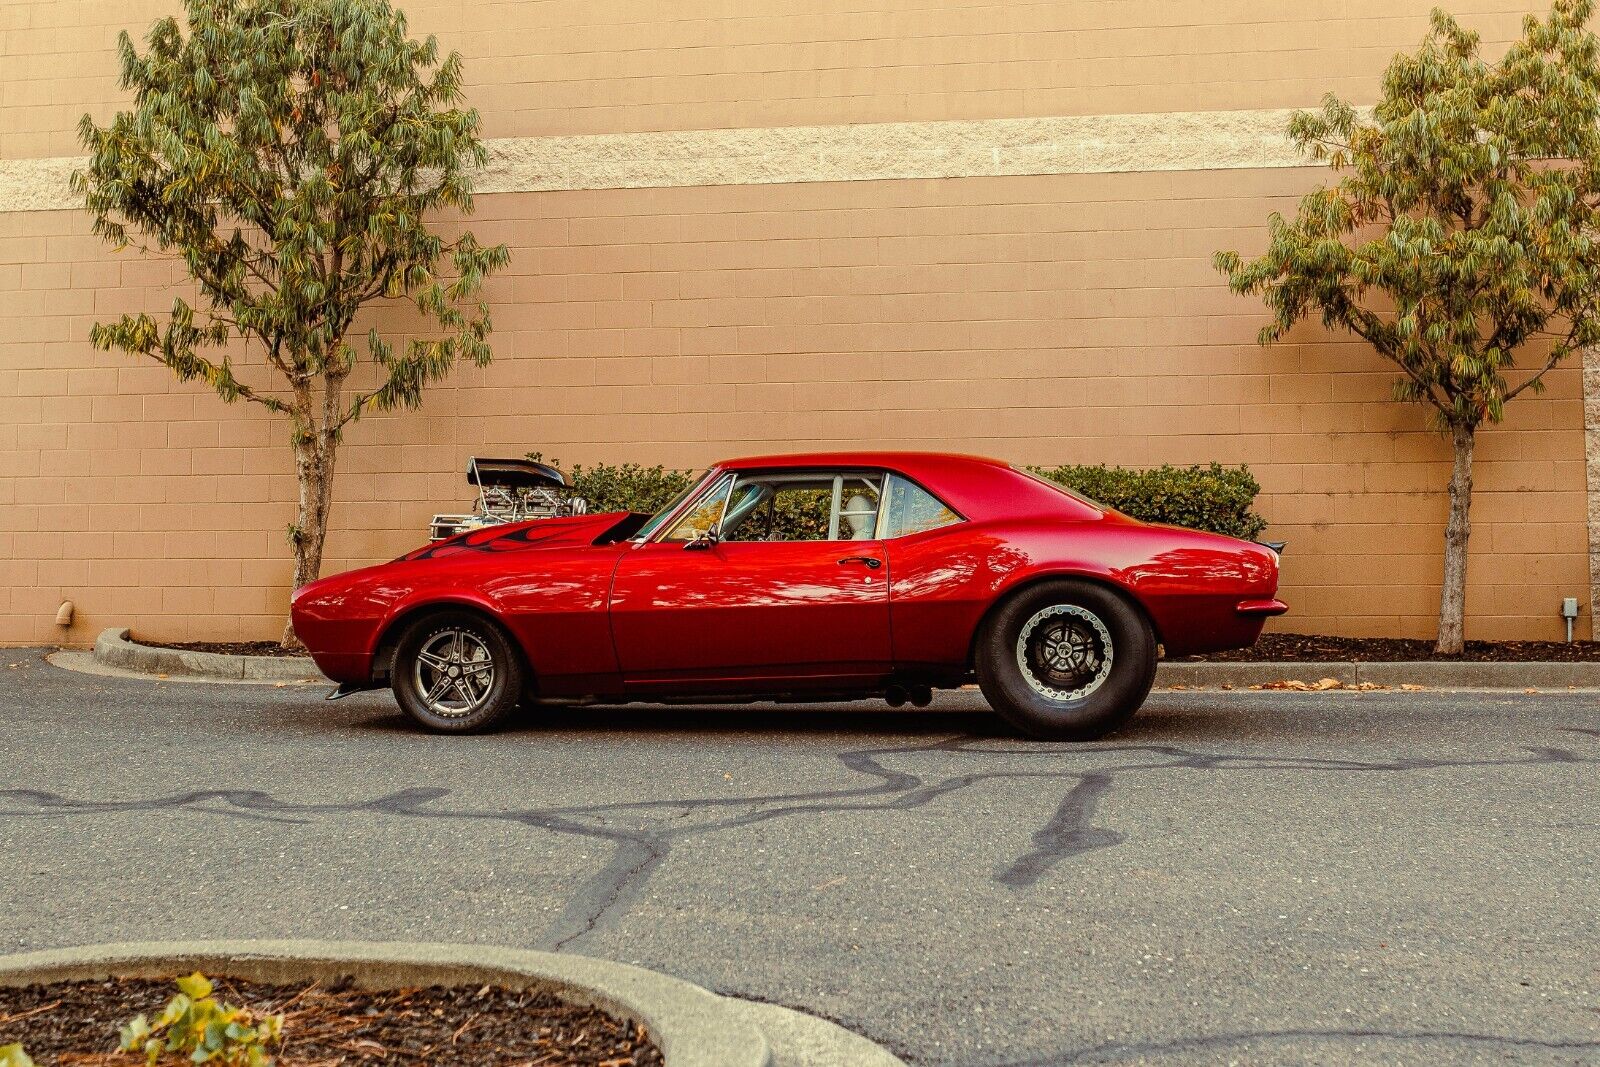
[[1435, 422, 1476, 655], [281, 433, 338, 649]]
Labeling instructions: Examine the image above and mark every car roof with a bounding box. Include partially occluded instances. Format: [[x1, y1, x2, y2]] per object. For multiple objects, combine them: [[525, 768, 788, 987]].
[[708, 451, 1099, 522], [714, 450, 1005, 478]]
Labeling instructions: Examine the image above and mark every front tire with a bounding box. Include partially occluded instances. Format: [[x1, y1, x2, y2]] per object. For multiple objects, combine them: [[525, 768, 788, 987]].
[[975, 580, 1156, 741], [391, 610, 523, 734]]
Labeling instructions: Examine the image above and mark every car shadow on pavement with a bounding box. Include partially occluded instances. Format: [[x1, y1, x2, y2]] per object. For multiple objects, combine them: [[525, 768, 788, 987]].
[[348, 702, 1010, 738], [339, 698, 1275, 742]]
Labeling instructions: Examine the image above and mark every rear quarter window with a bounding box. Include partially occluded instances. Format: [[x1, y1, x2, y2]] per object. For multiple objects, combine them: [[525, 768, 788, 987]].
[[883, 474, 962, 538]]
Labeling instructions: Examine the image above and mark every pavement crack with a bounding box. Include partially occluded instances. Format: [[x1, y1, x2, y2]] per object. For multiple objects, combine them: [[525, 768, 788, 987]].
[[996, 771, 1123, 888], [2, 738, 1594, 952], [990, 1026, 1600, 1064]]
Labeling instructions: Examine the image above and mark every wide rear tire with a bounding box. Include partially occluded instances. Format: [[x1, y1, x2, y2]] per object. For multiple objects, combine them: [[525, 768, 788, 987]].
[[975, 580, 1156, 741], [391, 610, 523, 734]]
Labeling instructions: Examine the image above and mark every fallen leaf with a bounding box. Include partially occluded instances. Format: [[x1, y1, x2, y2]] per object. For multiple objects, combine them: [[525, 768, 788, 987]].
[[1524, 687, 1540, 694], [1400, 683, 1426, 691]]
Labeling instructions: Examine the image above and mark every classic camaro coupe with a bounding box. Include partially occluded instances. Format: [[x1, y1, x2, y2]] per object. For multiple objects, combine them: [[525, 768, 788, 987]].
[[291, 452, 1286, 740]]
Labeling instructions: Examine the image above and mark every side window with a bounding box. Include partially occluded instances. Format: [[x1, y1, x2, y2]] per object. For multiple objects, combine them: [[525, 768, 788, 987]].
[[661, 475, 733, 542], [882, 474, 961, 539], [718, 471, 884, 542], [835, 475, 882, 540]]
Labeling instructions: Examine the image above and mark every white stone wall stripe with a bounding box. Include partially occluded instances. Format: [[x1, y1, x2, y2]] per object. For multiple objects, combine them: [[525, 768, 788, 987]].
[[0, 108, 1321, 213]]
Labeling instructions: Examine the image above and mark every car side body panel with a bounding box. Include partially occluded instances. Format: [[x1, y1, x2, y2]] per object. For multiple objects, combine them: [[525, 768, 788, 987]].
[[608, 538, 893, 689], [289, 451, 1284, 694], [885, 514, 1280, 665]]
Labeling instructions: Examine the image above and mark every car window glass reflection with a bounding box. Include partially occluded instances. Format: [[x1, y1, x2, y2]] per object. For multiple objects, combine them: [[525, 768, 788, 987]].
[[661, 475, 733, 542], [883, 475, 961, 538], [719, 472, 884, 542], [631, 470, 710, 541]]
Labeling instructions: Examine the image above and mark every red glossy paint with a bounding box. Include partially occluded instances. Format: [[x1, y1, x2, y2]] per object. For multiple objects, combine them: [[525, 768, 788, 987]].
[[290, 452, 1283, 695]]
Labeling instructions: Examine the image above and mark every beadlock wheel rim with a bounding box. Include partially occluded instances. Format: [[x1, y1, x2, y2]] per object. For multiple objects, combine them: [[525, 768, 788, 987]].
[[1015, 604, 1114, 701], [412, 628, 496, 718]]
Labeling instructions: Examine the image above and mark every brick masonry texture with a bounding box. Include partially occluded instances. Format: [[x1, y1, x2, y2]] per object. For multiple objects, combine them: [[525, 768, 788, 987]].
[[0, 0, 1552, 157], [0, 0, 1589, 647], [0, 109, 1324, 212], [0, 169, 1588, 646]]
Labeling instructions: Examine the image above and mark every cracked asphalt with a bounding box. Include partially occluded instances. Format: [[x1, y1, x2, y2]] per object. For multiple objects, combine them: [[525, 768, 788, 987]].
[[2, 648, 1598, 1065]]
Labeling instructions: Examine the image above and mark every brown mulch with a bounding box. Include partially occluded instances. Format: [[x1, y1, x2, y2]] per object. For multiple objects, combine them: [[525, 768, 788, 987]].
[[1184, 631, 1600, 662], [134, 638, 304, 658], [0, 977, 664, 1066]]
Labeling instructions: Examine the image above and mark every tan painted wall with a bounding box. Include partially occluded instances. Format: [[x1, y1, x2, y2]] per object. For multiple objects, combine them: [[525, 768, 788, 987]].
[[1, 167, 1589, 646], [2, 0, 1550, 156]]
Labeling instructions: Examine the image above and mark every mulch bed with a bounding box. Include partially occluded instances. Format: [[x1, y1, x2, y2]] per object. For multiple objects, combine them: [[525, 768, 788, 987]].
[[134, 638, 305, 658], [0, 977, 664, 1066], [1184, 631, 1600, 662]]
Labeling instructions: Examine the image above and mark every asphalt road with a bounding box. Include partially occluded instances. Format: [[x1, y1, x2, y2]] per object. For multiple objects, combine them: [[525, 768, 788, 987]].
[[2, 649, 1597, 1066]]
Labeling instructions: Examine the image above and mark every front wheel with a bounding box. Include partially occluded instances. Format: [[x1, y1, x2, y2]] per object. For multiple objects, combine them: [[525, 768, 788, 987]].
[[391, 611, 524, 734], [975, 580, 1156, 741]]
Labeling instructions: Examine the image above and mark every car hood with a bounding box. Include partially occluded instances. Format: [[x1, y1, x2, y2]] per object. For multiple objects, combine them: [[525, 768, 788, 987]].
[[398, 511, 642, 561]]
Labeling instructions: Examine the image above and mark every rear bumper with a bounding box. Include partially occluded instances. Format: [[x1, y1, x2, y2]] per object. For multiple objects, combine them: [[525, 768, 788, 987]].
[[1236, 598, 1290, 617]]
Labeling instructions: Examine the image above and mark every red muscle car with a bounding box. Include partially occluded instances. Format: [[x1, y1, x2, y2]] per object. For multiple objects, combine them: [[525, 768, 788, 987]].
[[290, 452, 1285, 739]]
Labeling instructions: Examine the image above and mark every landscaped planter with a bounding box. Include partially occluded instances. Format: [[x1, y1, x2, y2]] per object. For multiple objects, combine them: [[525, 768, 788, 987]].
[[0, 941, 772, 1067], [92, 629, 323, 683]]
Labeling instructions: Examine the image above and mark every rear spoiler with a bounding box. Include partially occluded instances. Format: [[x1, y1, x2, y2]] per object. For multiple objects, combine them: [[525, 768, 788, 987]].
[[1256, 540, 1287, 555]]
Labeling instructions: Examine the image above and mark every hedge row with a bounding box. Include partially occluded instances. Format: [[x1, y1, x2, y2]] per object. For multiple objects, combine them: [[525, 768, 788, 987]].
[[1025, 462, 1267, 541], [535, 453, 1267, 541]]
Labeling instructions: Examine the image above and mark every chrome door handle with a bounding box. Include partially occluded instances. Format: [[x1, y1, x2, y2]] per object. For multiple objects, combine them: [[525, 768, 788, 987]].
[[837, 556, 881, 569]]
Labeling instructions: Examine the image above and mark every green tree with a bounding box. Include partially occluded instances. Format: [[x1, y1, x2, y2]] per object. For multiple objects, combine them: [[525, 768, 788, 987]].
[[1216, 0, 1600, 653], [76, 0, 509, 647]]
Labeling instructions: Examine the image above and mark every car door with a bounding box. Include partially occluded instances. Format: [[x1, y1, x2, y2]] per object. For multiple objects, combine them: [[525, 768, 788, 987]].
[[608, 469, 892, 684]]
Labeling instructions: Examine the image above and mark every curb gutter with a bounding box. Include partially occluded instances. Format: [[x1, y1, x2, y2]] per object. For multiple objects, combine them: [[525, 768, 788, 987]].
[[93, 628, 323, 682], [0, 940, 782, 1067], [89, 625, 1600, 691], [1156, 659, 1600, 689]]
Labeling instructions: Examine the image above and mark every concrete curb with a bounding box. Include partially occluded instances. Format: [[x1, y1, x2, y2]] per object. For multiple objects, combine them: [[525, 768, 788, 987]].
[[84, 625, 1600, 691], [0, 940, 776, 1067], [93, 627, 323, 683], [1156, 659, 1600, 689]]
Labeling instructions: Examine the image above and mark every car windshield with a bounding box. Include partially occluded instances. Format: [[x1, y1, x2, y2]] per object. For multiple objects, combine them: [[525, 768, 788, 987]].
[[630, 470, 711, 541]]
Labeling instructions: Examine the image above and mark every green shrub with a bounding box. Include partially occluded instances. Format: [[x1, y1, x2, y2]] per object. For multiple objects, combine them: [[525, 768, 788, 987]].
[[528, 453, 695, 515], [0, 1044, 35, 1067], [1028, 462, 1267, 540], [529, 453, 1267, 541], [119, 973, 283, 1066]]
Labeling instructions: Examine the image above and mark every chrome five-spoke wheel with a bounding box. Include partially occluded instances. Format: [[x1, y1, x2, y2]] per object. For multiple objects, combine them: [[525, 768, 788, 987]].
[[412, 628, 497, 718], [392, 610, 523, 733]]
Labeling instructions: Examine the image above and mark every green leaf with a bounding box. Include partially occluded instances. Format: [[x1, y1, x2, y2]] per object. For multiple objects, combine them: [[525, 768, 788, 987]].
[[0, 1044, 36, 1067], [77, 0, 510, 595], [175, 972, 214, 1000]]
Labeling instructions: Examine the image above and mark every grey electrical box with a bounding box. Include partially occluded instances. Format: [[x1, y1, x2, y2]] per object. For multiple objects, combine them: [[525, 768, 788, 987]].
[[1562, 597, 1580, 619]]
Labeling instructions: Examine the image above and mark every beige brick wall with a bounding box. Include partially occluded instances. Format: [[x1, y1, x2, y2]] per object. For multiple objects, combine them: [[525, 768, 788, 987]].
[[1, 167, 1589, 646], [2, 0, 1550, 157]]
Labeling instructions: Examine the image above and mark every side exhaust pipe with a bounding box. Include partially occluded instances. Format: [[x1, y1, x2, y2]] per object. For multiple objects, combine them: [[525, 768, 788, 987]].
[[885, 684, 934, 709]]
